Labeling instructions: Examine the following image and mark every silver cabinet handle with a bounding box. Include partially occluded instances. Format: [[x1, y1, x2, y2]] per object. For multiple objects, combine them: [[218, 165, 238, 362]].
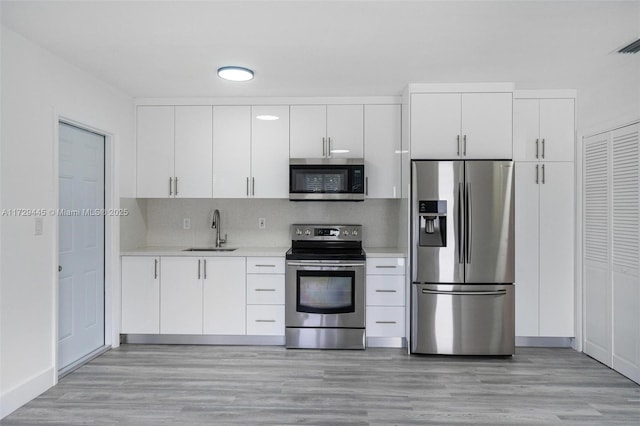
[[322, 137, 326, 157], [252, 177, 255, 196], [255, 319, 276, 323], [375, 289, 397, 293], [535, 138, 539, 159], [197, 259, 201, 280], [246, 177, 249, 196], [457, 135, 460, 155], [169, 177, 173, 196], [422, 289, 507, 296], [328, 137, 332, 158], [541, 138, 545, 159], [174, 177, 178, 196], [375, 265, 397, 269], [365, 177, 368, 196], [536, 164, 539, 184], [375, 321, 397, 324], [542, 164, 545, 184], [254, 264, 276, 268], [154, 259, 158, 279], [463, 135, 467, 156], [203, 259, 207, 279], [255, 288, 276, 292]]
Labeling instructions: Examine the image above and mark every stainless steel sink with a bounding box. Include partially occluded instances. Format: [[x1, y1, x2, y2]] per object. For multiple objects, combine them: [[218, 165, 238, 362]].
[[182, 248, 237, 252]]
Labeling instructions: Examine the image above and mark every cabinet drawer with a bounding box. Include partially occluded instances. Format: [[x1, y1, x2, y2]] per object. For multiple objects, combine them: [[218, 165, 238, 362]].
[[366, 306, 405, 337], [366, 257, 405, 275], [247, 257, 285, 274], [366, 275, 405, 306], [246, 305, 285, 335], [247, 274, 285, 304]]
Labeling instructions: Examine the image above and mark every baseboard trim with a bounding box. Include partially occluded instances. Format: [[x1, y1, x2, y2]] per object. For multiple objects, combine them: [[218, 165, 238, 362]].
[[516, 336, 574, 348], [121, 334, 286, 346], [0, 367, 54, 419]]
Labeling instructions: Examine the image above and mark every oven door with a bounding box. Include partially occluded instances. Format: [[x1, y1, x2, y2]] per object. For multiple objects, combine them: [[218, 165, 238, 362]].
[[285, 260, 365, 328]]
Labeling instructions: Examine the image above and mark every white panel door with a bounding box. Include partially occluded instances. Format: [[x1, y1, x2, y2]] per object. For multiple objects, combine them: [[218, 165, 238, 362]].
[[121, 256, 159, 334], [58, 122, 105, 370], [174, 106, 213, 198], [327, 104, 364, 158], [539, 99, 575, 162], [213, 106, 251, 198], [584, 262, 611, 365], [513, 99, 540, 161], [612, 271, 640, 382], [251, 105, 290, 198], [462, 92, 513, 159], [290, 105, 326, 158], [136, 106, 174, 197], [514, 162, 540, 336], [364, 104, 401, 198], [160, 257, 203, 334], [539, 162, 575, 336], [203, 257, 246, 335], [410, 93, 461, 159]]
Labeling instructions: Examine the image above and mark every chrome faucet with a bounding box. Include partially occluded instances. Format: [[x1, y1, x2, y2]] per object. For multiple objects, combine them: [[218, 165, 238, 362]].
[[211, 209, 227, 248]]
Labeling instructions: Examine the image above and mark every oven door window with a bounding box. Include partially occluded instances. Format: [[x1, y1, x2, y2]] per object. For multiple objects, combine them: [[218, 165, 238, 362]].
[[291, 168, 349, 193], [297, 271, 355, 314]]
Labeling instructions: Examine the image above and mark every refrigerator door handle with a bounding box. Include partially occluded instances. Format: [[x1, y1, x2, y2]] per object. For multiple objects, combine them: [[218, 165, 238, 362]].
[[421, 289, 507, 296], [465, 182, 472, 264], [457, 182, 464, 264]]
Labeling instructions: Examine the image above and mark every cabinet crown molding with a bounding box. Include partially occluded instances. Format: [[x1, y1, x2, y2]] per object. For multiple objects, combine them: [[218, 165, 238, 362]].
[[407, 82, 514, 94]]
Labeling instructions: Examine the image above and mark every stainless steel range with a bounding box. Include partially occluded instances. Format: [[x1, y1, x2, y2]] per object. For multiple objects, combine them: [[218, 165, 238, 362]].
[[285, 224, 366, 349]]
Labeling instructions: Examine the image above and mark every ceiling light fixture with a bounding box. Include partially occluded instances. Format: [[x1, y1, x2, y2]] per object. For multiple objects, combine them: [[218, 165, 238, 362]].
[[217, 66, 254, 82], [256, 115, 279, 121]]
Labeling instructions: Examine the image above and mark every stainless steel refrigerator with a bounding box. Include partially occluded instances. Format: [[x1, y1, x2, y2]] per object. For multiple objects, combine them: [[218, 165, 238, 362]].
[[411, 160, 515, 355]]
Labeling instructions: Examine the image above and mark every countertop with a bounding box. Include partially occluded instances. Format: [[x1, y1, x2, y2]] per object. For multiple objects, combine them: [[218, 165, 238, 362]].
[[364, 248, 407, 258], [122, 246, 406, 258]]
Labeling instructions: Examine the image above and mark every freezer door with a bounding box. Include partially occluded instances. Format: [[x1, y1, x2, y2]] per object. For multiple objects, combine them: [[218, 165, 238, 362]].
[[412, 161, 464, 283], [411, 283, 515, 355], [464, 161, 515, 283]]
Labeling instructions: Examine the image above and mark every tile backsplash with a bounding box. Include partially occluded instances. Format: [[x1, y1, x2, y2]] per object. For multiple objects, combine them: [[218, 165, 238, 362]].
[[121, 198, 402, 249]]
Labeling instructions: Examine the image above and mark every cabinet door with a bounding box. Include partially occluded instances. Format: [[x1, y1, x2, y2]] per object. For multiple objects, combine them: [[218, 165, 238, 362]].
[[539, 99, 575, 162], [121, 256, 160, 334], [213, 106, 251, 198], [462, 93, 513, 159], [539, 162, 574, 336], [136, 106, 174, 197], [327, 105, 364, 158], [514, 162, 540, 336], [513, 99, 540, 161], [174, 106, 213, 198], [203, 257, 246, 335], [251, 106, 290, 198], [160, 257, 203, 334], [290, 105, 326, 158], [364, 105, 401, 198], [410, 93, 461, 159]]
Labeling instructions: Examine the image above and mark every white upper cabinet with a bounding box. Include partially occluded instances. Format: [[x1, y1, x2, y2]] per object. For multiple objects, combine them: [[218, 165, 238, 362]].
[[514, 97, 575, 162], [213, 106, 251, 198], [410, 91, 513, 159], [251, 106, 290, 198], [290, 104, 364, 158], [137, 105, 213, 198], [136, 106, 175, 197], [364, 104, 401, 198], [174, 106, 213, 198]]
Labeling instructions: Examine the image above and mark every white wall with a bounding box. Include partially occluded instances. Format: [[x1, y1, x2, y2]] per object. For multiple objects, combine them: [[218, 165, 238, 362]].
[[0, 27, 133, 418]]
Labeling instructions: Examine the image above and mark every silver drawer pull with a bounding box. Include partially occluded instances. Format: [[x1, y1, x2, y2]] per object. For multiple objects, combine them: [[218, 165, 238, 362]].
[[255, 288, 276, 292], [254, 264, 276, 268], [375, 321, 397, 324], [255, 319, 276, 323], [375, 265, 397, 269], [375, 289, 397, 293]]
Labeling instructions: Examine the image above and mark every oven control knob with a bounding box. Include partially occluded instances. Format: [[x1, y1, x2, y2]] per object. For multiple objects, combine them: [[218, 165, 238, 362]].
[[352, 229, 358, 236], [305, 229, 312, 236], [296, 228, 303, 236], [343, 229, 349, 236]]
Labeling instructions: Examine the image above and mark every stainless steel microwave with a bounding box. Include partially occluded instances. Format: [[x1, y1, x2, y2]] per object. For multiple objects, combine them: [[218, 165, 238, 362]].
[[289, 158, 365, 201]]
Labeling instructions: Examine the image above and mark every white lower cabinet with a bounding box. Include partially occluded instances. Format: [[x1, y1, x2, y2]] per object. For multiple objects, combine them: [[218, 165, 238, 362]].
[[121, 256, 160, 334], [246, 256, 285, 336], [203, 257, 246, 335], [366, 257, 406, 343], [160, 257, 203, 334]]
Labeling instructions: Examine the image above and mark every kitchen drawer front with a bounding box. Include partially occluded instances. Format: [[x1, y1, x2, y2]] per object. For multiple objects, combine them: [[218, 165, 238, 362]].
[[366, 275, 405, 306], [247, 274, 285, 305], [366, 257, 405, 275], [366, 306, 405, 337], [246, 305, 285, 335], [247, 257, 285, 274]]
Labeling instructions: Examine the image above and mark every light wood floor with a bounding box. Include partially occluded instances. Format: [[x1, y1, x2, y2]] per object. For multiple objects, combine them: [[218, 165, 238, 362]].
[[3, 345, 640, 425]]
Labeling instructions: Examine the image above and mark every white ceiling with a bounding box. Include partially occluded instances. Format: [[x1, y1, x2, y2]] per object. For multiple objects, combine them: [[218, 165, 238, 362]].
[[1, 0, 638, 98]]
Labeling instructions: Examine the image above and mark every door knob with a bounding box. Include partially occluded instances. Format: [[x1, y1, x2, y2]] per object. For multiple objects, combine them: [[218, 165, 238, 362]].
[[58, 265, 62, 272]]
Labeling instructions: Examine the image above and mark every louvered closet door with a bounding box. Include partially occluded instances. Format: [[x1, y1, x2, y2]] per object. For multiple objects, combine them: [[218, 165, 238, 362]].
[[583, 132, 611, 366], [611, 123, 640, 383]]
